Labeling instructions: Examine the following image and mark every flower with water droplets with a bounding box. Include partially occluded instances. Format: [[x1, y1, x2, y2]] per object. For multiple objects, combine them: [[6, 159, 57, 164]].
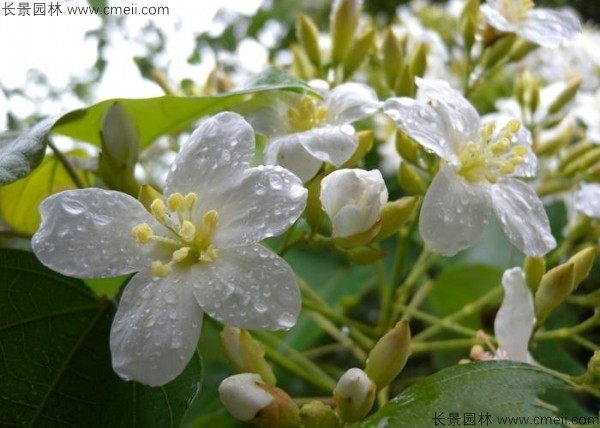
[[32, 112, 307, 386], [384, 78, 556, 256], [494, 267, 536, 363], [481, 0, 581, 48], [247, 82, 381, 182], [575, 182, 600, 219]]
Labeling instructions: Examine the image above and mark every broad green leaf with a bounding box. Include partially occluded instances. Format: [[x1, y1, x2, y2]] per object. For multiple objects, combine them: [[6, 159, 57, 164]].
[[53, 67, 314, 149], [357, 361, 569, 428], [0, 150, 90, 235], [0, 116, 57, 185], [0, 249, 202, 427]]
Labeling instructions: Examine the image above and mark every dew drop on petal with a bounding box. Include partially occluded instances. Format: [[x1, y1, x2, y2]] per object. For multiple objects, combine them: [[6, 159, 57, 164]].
[[277, 312, 296, 329]]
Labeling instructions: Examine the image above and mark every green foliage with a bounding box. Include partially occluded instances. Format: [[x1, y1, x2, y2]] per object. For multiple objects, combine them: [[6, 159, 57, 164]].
[[0, 249, 202, 427], [357, 361, 568, 428]]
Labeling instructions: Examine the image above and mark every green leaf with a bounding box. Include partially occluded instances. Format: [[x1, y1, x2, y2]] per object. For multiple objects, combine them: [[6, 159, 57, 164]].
[[357, 361, 569, 428], [0, 249, 202, 427], [0, 116, 57, 186], [0, 150, 90, 235], [53, 68, 314, 149]]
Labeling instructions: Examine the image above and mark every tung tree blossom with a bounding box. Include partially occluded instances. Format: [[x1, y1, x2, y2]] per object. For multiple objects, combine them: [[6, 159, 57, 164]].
[[247, 82, 380, 182], [384, 78, 556, 257], [32, 112, 308, 386], [481, 0, 581, 48]]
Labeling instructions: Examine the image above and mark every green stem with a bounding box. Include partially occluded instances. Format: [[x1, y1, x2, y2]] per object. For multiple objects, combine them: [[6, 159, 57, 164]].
[[306, 310, 367, 362], [47, 138, 85, 189], [411, 338, 479, 354], [400, 305, 479, 339], [570, 335, 599, 352], [536, 310, 600, 340]]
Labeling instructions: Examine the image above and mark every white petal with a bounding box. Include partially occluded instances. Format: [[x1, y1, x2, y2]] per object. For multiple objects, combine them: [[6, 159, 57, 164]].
[[192, 245, 300, 331], [265, 136, 323, 182], [495, 267, 535, 364], [110, 268, 203, 386], [32, 189, 166, 278], [164, 112, 255, 198], [325, 83, 381, 124], [575, 183, 600, 218], [219, 374, 274, 421], [243, 94, 296, 137], [520, 9, 581, 48], [480, 4, 517, 33], [419, 164, 492, 256], [491, 178, 556, 257], [297, 126, 359, 167], [213, 165, 306, 247]]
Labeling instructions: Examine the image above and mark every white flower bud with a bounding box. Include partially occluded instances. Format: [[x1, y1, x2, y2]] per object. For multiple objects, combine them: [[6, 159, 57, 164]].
[[333, 368, 376, 422], [219, 374, 274, 421], [320, 169, 388, 238]]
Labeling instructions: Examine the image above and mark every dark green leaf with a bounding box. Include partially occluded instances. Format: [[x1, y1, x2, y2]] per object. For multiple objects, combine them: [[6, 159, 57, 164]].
[[53, 68, 314, 149], [0, 117, 57, 185], [0, 249, 201, 427], [357, 361, 569, 428]]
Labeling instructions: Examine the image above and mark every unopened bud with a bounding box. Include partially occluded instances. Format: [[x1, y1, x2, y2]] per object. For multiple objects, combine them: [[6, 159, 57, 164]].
[[547, 77, 581, 116], [481, 33, 516, 69], [580, 351, 600, 387], [330, 0, 361, 65], [524, 256, 545, 292], [534, 262, 575, 324], [333, 368, 376, 422], [395, 63, 415, 97], [220, 326, 276, 386], [409, 42, 428, 79], [567, 246, 596, 292], [299, 401, 341, 428], [382, 28, 403, 89], [364, 320, 411, 389], [342, 130, 373, 168], [536, 123, 574, 156], [374, 196, 418, 241], [343, 27, 375, 78], [298, 14, 321, 69], [395, 131, 422, 166], [219, 374, 301, 428], [398, 162, 427, 195]]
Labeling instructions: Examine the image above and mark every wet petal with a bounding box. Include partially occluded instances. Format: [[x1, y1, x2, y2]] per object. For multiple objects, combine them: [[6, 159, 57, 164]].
[[325, 83, 381, 124], [480, 3, 516, 33], [265, 136, 323, 182], [192, 245, 300, 331], [575, 182, 600, 218], [492, 178, 556, 257], [213, 166, 307, 247], [110, 268, 203, 386], [297, 126, 359, 167], [521, 9, 581, 48], [495, 267, 535, 364], [32, 189, 166, 278], [419, 164, 492, 256], [165, 112, 255, 199]]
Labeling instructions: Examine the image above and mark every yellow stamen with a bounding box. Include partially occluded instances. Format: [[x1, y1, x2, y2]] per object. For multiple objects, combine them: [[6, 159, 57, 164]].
[[151, 198, 166, 220], [131, 223, 153, 243], [172, 247, 191, 263], [179, 220, 196, 242], [151, 260, 172, 277], [167, 192, 185, 212]]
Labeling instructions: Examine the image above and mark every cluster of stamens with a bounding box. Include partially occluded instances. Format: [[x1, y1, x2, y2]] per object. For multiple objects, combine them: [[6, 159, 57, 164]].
[[498, 0, 534, 23], [287, 96, 328, 132], [131, 192, 219, 277], [457, 119, 528, 184]]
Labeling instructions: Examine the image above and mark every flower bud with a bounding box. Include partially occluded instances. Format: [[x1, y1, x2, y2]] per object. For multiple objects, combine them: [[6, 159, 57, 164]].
[[320, 169, 388, 239], [364, 320, 411, 389], [343, 27, 375, 78], [481, 33, 516, 69], [219, 374, 301, 428], [567, 246, 596, 292], [298, 14, 321, 69], [534, 262, 575, 324], [330, 0, 361, 65], [524, 256, 545, 292], [409, 42, 428, 79], [547, 77, 581, 116], [333, 368, 376, 422], [300, 401, 341, 428], [382, 28, 403, 89], [397, 162, 427, 195], [395, 131, 421, 166], [374, 196, 418, 241], [342, 130, 373, 168], [580, 351, 600, 387], [220, 326, 276, 386]]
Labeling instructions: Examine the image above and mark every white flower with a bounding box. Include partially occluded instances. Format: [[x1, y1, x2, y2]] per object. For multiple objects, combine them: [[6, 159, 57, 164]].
[[494, 267, 536, 364], [575, 182, 600, 218], [247, 82, 380, 182], [481, 0, 581, 48], [320, 168, 388, 237], [219, 374, 274, 422], [32, 112, 307, 386], [384, 78, 556, 256], [574, 89, 600, 144]]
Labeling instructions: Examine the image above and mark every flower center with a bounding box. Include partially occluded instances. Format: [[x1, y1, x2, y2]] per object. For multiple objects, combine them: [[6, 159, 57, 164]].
[[456, 119, 528, 184], [498, 0, 534, 23], [131, 192, 219, 277], [287, 96, 328, 132]]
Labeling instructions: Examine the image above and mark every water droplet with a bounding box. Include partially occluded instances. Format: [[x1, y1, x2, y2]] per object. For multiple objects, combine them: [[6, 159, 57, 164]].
[[268, 174, 283, 189], [63, 199, 86, 215], [277, 312, 296, 329]]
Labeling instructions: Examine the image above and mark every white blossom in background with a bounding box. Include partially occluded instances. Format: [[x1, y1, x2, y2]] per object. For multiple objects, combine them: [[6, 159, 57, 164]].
[[320, 168, 388, 238], [32, 112, 307, 386], [494, 267, 536, 363], [481, 0, 581, 48], [575, 183, 600, 219], [574, 89, 600, 144], [247, 82, 381, 182], [384, 78, 556, 257]]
